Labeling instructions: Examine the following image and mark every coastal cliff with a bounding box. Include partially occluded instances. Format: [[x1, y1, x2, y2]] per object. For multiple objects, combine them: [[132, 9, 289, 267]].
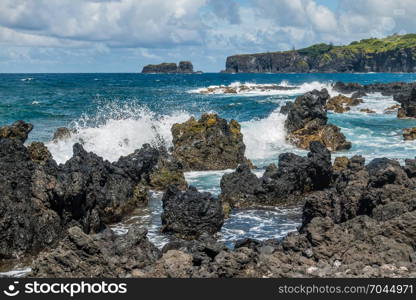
[[225, 34, 416, 73], [142, 61, 195, 74]]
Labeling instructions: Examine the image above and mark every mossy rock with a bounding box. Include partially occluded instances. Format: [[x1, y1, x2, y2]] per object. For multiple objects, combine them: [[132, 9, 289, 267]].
[[171, 113, 252, 171]]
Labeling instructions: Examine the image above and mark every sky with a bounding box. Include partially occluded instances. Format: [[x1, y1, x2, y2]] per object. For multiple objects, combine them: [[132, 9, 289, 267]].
[[0, 0, 415, 73]]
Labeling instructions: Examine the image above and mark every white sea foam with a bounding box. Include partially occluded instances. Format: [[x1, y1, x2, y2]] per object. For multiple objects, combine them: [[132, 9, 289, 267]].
[[347, 92, 399, 115], [219, 207, 301, 244], [189, 81, 337, 97], [241, 109, 297, 161], [0, 267, 31, 278], [46, 104, 191, 164]]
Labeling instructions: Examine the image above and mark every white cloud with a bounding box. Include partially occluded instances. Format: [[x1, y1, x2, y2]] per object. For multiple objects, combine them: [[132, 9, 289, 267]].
[[0, 0, 208, 48], [1, 0, 416, 72]]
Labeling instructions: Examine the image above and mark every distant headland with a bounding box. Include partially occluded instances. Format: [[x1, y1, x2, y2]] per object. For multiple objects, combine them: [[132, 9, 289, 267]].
[[224, 34, 416, 73]]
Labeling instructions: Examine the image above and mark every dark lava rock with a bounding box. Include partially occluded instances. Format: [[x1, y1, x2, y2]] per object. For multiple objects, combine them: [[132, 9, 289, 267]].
[[148, 147, 187, 190], [0, 120, 176, 265], [57, 143, 159, 233], [52, 127, 73, 142], [279, 102, 294, 115], [161, 185, 224, 239], [220, 164, 265, 209], [220, 141, 332, 208], [171, 113, 252, 171], [351, 91, 367, 99], [31, 225, 161, 277], [0, 137, 62, 260], [284, 89, 351, 151], [27, 142, 53, 163], [395, 88, 416, 118], [285, 89, 328, 133], [162, 234, 227, 267], [333, 81, 416, 97], [0, 120, 33, 143], [366, 158, 411, 188]]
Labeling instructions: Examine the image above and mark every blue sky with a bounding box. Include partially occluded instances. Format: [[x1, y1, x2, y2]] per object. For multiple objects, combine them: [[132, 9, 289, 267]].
[[0, 0, 413, 73]]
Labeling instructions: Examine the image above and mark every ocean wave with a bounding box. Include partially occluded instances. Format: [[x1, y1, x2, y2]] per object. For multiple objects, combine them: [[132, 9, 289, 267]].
[[241, 109, 298, 163], [347, 92, 399, 115], [189, 81, 337, 97], [46, 103, 191, 164]]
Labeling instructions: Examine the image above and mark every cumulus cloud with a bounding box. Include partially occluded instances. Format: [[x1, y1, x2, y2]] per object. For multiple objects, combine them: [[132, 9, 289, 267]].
[[1, 0, 416, 72], [0, 0, 207, 48]]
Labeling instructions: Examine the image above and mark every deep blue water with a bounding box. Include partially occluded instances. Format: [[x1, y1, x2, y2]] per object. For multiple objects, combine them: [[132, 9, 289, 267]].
[[1, 72, 416, 247]]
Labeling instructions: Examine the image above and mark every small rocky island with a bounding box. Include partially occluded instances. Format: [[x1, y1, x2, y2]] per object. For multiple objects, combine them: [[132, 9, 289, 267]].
[[141, 61, 199, 74], [224, 34, 416, 73]]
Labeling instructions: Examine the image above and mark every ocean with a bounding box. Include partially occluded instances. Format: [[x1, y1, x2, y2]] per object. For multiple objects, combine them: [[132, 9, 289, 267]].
[[2, 72, 416, 249]]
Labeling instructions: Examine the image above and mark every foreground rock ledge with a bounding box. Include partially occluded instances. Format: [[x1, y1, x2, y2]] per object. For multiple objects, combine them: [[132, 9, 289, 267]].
[[171, 113, 253, 171], [0, 120, 183, 263]]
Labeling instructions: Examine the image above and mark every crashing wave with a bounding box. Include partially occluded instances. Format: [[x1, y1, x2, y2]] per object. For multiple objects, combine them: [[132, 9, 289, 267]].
[[46, 103, 191, 164], [189, 81, 338, 97]]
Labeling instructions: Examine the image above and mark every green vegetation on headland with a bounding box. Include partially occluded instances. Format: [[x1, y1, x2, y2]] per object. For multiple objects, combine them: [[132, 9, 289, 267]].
[[225, 34, 416, 73]]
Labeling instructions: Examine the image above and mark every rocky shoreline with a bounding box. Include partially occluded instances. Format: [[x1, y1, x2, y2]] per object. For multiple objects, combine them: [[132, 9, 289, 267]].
[[224, 34, 416, 73], [1, 84, 416, 278]]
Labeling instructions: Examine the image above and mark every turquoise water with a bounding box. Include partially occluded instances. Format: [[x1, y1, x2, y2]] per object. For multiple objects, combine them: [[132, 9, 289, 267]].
[[1, 72, 416, 246]]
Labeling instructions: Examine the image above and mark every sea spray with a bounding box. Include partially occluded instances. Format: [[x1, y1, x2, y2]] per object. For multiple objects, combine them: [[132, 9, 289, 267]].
[[46, 103, 191, 164], [240, 109, 304, 166], [189, 80, 338, 97]]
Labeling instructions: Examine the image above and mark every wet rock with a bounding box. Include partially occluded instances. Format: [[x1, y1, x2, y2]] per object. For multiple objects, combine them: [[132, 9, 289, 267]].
[[333, 81, 416, 97], [31, 225, 161, 277], [326, 94, 363, 113], [288, 121, 351, 151], [351, 91, 367, 99], [395, 88, 416, 118], [220, 141, 332, 208], [285, 89, 328, 133], [171, 113, 252, 170], [285, 89, 351, 151], [360, 108, 376, 114], [384, 104, 401, 114], [161, 186, 224, 239], [403, 128, 416, 140], [199, 84, 295, 95], [279, 101, 294, 115], [52, 127, 73, 142], [0, 120, 33, 143]]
